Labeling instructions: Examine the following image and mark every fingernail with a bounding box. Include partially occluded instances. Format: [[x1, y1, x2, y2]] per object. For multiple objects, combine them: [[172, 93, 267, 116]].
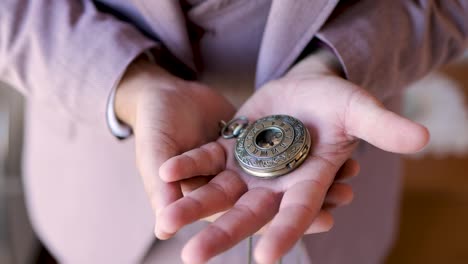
[[155, 222, 173, 240]]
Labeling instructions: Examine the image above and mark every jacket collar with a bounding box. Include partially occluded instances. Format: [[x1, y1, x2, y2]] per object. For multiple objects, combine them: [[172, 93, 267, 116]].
[[135, 0, 196, 70], [136, 0, 339, 85], [255, 0, 339, 87]]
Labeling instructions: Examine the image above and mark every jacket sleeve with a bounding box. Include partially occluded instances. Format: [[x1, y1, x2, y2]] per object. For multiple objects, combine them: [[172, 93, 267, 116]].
[[316, 0, 468, 100], [0, 0, 157, 130]]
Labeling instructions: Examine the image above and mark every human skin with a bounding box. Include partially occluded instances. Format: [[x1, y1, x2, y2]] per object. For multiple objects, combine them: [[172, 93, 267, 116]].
[[157, 49, 430, 264], [113, 53, 358, 245]]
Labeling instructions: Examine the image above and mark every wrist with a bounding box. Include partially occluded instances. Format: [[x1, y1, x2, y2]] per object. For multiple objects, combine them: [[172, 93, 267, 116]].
[[114, 55, 148, 127], [114, 55, 172, 128]]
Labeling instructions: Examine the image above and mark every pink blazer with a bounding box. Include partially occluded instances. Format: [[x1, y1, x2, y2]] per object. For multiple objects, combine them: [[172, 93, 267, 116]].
[[0, 0, 466, 263]]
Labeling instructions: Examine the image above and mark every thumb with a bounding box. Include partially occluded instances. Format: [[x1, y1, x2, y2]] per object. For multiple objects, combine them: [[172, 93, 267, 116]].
[[345, 89, 430, 154]]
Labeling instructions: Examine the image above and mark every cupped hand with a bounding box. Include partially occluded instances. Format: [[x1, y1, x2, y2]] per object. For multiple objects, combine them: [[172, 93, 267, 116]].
[[190, 156, 360, 231], [114, 55, 355, 243], [157, 52, 429, 264], [114, 57, 236, 235]]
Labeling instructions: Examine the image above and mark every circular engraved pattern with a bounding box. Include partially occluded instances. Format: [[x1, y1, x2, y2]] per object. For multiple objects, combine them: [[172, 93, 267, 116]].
[[235, 115, 311, 178], [244, 118, 294, 159]]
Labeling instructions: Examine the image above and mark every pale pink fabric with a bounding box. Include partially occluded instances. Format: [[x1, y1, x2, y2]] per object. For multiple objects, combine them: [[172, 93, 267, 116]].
[[1, 0, 467, 263]]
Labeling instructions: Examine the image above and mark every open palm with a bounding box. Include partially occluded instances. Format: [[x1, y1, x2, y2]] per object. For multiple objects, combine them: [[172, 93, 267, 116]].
[[118, 60, 358, 247], [157, 68, 429, 263]]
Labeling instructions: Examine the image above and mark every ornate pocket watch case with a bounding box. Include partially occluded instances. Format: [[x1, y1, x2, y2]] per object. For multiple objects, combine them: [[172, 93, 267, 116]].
[[233, 115, 311, 178]]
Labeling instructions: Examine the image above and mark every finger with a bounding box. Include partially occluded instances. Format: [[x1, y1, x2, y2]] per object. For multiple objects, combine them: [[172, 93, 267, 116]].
[[200, 188, 341, 237], [156, 182, 184, 228], [181, 188, 281, 264], [303, 210, 334, 234], [345, 89, 430, 153], [250, 184, 352, 236], [156, 170, 247, 239], [202, 211, 225, 223], [323, 182, 354, 207], [254, 210, 333, 235], [135, 131, 183, 234], [180, 176, 212, 196], [203, 210, 334, 235], [255, 180, 328, 264], [159, 142, 226, 182], [335, 158, 360, 181]]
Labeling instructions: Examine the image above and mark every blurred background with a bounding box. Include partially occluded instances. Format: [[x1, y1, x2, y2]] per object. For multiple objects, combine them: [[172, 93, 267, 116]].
[[0, 54, 467, 263], [387, 53, 468, 264]]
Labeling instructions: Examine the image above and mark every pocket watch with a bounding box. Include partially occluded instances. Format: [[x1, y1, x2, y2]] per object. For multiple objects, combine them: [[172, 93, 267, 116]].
[[220, 115, 311, 178]]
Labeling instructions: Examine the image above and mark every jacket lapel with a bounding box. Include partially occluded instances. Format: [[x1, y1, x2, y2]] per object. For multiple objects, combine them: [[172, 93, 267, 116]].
[[135, 0, 195, 70], [256, 0, 339, 87]]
